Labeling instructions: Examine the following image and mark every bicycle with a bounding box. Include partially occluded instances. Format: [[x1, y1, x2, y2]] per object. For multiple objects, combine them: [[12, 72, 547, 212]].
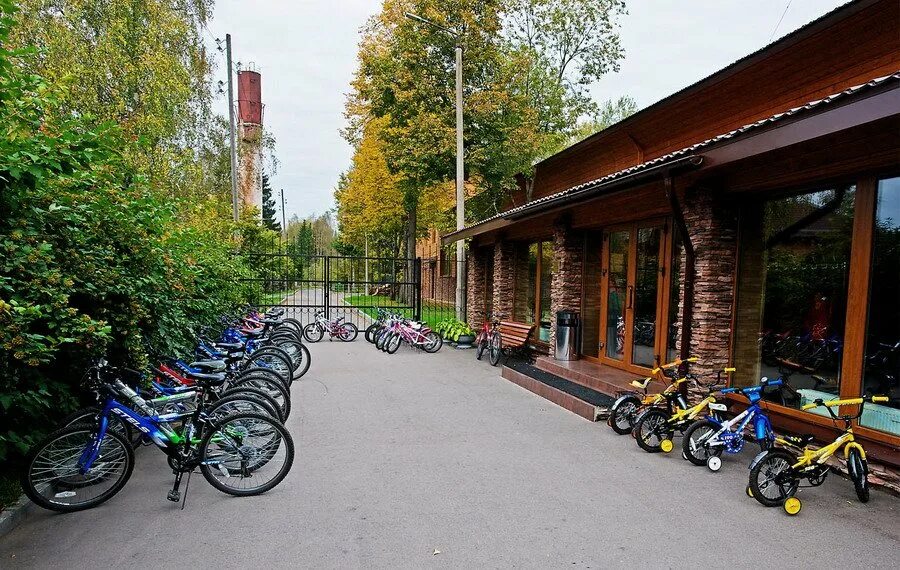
[[22, 360, 294, 512], [383, 319, 442, 354], [607, 357, 696, 435], [632, 370, 728, 454], [682, 375, 782, 471], [747, 394, 890, 515], [474, 312, 503, 362], [303, 310, 359, 342]]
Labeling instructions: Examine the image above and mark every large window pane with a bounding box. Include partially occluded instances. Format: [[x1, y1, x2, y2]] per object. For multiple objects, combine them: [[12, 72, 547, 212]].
[[538, 243, 553, 341], [605, 230, 629, 360], [514, 242, 538, 324], [632, 227, 661, 367], [860, 177, 900, 435], [733, 186, 855, 410], [581, 232, 603, 358]]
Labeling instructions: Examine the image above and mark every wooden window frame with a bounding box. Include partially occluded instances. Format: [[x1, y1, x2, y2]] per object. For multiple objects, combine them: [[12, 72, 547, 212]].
[[729, 175, 900, 459]]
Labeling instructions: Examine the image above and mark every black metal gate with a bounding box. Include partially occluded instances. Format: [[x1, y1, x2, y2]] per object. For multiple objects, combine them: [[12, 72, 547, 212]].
[[238, 238, 465, 330]]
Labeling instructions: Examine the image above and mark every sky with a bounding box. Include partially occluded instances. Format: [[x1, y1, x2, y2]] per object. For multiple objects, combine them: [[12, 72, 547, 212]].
[[204, 0, 849, 221]]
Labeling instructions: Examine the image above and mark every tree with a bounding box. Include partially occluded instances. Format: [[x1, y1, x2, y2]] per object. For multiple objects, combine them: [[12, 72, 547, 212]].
[[262, 174, 281, 232], [560, 95, 639, 150]]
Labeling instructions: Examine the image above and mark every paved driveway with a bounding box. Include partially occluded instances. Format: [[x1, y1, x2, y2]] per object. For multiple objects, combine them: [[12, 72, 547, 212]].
[[1, 342, 898, 568]]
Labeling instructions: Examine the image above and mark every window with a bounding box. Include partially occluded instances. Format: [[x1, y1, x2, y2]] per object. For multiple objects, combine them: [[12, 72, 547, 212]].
[[513, 241, 553, 342], [860, 177, 900, 435], [733, 186, 856, 409]]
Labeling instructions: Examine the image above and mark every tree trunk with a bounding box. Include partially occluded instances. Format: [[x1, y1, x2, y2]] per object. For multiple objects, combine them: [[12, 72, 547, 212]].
[[525, 177, 535, 202]]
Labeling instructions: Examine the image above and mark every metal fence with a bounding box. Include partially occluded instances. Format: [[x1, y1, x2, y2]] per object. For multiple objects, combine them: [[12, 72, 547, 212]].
[[238, 238, 466, 331]]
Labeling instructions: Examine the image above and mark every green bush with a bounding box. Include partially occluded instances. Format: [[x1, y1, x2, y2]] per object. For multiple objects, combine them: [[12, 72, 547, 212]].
[[0, 1, 250, 462], [433, 319, 474, 342]]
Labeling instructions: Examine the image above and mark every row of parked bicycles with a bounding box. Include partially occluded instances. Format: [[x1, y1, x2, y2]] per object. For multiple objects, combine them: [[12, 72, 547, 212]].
[[363, 309, 443, 354], [606, 357, 893, 515], [21, 306, 308, 513]]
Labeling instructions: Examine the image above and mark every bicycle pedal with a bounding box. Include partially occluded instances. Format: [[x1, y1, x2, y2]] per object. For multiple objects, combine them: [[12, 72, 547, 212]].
[[167, 490, 181, 502]]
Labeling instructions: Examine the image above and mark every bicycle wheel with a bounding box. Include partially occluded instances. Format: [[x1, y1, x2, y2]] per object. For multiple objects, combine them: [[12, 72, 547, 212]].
[[386, 332, 402, 354], [275, 339, 311, 379], [634, 409, 673, 453], [848, 448, 869, 503], [22, 423, 134, 513], [423, 331, 443, 353], [337, 322, 358, 342], [218, 386, 285, 423], [365, 323, 379, 344], [609, 398, 640, 435], [376, 329, 390, 351], [489, 332, 502, 366], [303, 323, 324, 343], [748, 448, 799, 507], [682, 419, 723, 466], [209, 393, 280, 422], [231, 375, 291, 420], [243, 350, 293, 387], [279, 318, 304, 334], [200, 413, 294, 496], [475, 336, 487, 360]]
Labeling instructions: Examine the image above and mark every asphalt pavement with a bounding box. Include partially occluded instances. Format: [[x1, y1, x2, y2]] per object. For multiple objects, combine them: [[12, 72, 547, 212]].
[[1, 340, 898, 568]]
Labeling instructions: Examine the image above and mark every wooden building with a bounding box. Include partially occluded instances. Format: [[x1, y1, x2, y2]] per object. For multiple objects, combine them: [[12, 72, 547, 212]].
[[444, 0, 900, 465]]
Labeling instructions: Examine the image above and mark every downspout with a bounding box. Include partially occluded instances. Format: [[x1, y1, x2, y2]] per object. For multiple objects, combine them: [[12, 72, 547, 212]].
[[665, 175, 695, 361]]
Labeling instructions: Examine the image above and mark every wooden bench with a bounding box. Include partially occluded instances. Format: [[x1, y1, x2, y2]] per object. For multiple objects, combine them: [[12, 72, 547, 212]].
[[491, 320, 535, 366]]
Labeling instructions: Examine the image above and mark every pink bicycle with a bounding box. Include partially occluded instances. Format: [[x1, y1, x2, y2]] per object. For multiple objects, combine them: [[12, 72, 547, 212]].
[[383, 319, 442, 354], [303, 310, 358, 342]]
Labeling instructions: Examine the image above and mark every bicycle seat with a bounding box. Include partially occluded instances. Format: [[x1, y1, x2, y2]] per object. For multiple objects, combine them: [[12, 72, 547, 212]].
[[215, 341, 244, 351], [184, 371, 227, 386], [190, 360, 226, 373], [784, 434, 815, 447]]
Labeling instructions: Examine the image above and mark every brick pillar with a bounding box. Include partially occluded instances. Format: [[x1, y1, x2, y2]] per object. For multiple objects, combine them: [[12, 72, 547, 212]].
[[681, 186, 738, 396], [549, 221, 583, 356], [492, 240, 515, 319], [512, 242, 530, 322], [466, 246, 488, 325]]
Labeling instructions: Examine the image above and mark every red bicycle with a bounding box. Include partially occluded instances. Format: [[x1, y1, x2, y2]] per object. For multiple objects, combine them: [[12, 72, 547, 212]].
[[475, 312, 504, 365]]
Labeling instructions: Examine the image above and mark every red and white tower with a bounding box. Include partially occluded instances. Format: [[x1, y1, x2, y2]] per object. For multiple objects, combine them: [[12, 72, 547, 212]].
[[237, 65, 264, 217]]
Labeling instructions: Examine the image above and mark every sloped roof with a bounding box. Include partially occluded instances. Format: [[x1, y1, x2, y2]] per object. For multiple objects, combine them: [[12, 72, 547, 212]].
[[445, 71, 899, 240]]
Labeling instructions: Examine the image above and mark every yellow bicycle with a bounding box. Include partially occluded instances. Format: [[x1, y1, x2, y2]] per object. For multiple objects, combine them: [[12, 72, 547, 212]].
[[747, 394, 890, 515], [632, 372, 729, 454], [607, 357, 697, 435]]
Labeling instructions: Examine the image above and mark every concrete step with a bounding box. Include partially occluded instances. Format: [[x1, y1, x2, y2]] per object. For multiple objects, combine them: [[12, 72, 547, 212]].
[[500, 360, 614, 422], [534, 356, 664, 396]]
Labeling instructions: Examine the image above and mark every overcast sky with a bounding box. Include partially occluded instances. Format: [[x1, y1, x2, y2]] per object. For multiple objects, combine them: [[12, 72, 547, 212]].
[[205, 0, 848, 221]]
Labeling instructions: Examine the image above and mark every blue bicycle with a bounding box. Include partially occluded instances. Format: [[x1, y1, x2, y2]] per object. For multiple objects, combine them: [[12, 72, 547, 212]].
[[681, 377, 783, 471], [22, 360, 294, 513]]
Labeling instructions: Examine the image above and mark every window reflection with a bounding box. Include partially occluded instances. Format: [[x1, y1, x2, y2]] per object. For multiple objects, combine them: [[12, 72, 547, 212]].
[[861, 177, 900, 435], [734, 186, 855, 409]]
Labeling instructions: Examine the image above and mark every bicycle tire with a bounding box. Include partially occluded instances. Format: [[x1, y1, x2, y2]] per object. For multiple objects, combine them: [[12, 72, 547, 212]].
[[199, 412, 294, 497], [386, 332, 401, 354], [303, 323, 324, 343], [365, 323, 379, 344], [231, 375, 291, 419], [609, 398, 641, 435], [748, 448, 799, 507], [423, 331, 443, 353], [60, 406, 139, 448], [218, 386, 285, 423], [22, 423, 134, 513], [475, 337, 487, 360], [208, 393, 281, 422], [848, 448, 869, 503], [489, 332, 502, 366], [338, 322, 358, 342], [273, 338, 311, 379], [634, 409, 672, 453], [682, 419, 722, 466]]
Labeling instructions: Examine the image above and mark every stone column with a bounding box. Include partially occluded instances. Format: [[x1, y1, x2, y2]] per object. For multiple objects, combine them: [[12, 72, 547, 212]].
[[549, 221, 584, 357], [492, 240, 515, 319], [680, 186, 739, 395], [466, 246, 488, 325]]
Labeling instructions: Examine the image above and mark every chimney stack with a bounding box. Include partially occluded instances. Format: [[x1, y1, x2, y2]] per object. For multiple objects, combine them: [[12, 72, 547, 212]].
[[237, 65, 264, 217]]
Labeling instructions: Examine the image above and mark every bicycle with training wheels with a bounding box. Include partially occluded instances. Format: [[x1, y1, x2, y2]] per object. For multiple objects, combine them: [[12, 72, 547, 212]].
[[303, 309, 359, 342], [607, 357, 696, 435], [682, 375, 782, 471], [22, 360, 294, 512], [747, 394, 891, 515]]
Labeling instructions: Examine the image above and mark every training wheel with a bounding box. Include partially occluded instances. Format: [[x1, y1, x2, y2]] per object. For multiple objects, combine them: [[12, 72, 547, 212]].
[[783, 497, 802, 516], [707, 456, 722, 472], [660, 439, 674, 453], [745, 485, 753, 498]]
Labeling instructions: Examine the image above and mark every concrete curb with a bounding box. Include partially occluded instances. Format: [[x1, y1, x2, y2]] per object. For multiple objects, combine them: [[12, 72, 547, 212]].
[[0, 494, 36, 541]]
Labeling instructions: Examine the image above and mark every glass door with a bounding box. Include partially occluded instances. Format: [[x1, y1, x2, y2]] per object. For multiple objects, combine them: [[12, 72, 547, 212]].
[[600, 221, 670, 373]]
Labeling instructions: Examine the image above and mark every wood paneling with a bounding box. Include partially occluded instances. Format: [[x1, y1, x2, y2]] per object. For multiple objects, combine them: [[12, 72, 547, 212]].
[[529, 0, 900, 201]]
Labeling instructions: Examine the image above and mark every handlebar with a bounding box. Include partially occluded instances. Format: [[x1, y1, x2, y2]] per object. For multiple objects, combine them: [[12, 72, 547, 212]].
[[801, 395, 889, 411], [650, 356, 699, 375]]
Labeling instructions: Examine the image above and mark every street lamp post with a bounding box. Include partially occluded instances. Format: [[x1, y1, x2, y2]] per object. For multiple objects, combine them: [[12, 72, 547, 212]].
[[405, 12, 466, 322]]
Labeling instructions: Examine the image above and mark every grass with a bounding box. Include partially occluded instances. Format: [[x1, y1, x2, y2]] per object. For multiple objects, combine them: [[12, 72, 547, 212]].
[[343, 295, 455, 329]]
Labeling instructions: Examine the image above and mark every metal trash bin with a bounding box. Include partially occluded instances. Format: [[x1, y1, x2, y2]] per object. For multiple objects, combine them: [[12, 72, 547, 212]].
[[555, 310, 580, 361]]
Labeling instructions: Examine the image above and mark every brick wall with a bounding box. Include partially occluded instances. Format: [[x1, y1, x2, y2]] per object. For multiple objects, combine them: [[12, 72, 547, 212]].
[[680, 186, 739, 396], [492, 240, 515, 318], [466, 246, 489, 325], [549, 221, 584, 356]]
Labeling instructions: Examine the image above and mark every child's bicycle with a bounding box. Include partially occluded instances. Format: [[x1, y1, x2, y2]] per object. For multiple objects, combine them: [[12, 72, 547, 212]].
[[607, 357, 696, 435], [747, 394, 890, 515], [681, 374, 782, 471], [303, 309, 359, 342], [632, 367, 729, 453]]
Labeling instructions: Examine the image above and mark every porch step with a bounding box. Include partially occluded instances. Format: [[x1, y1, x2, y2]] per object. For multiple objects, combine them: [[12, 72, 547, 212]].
[[501, 359, 614, 421], [534, 356, 664, 397]]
